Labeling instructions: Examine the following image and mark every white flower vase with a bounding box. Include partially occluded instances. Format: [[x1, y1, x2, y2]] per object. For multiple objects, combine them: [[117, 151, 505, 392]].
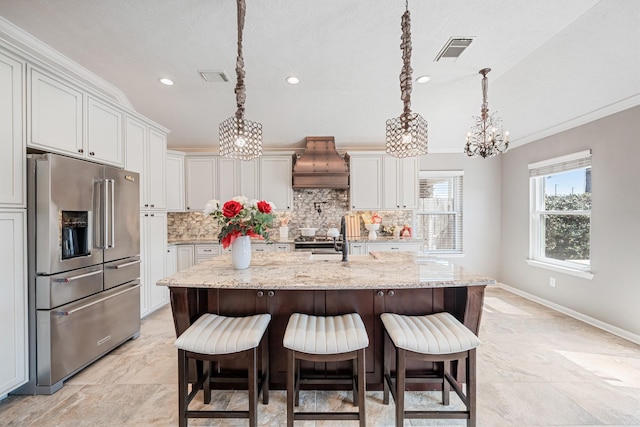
[[231, 235, 252, 270], [365, 223, 380, 240]]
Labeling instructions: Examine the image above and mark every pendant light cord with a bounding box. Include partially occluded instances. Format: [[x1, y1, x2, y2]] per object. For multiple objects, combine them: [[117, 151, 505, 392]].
[[399, 0, 413, 128], [235, 0, 246, 123]]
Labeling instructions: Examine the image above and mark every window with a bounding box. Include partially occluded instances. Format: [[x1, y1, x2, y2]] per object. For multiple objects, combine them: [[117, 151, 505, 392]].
[[417, 171, 463, 253], [529, 150, 592, 276]]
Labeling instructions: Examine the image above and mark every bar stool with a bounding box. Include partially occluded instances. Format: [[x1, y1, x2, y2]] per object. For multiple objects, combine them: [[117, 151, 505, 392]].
[[381, 312, 481, 427], [283, 313, 369, 427], [174, 313, 271, 427]]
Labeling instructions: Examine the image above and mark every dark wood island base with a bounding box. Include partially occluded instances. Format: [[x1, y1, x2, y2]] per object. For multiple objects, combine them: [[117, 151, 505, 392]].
[[169, 285, 486, 390]]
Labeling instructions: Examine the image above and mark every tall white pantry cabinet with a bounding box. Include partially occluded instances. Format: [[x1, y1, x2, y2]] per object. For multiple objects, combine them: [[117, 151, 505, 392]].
[[0, 49, 27, 397]]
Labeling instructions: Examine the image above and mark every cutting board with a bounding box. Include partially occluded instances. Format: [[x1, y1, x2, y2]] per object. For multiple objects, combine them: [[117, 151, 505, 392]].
[[345, 214, 360, 238]]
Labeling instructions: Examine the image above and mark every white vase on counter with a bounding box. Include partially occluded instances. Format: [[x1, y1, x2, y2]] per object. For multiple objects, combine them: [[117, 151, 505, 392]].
[[231, 235, 252, 269], [364, 223, 380, 240]]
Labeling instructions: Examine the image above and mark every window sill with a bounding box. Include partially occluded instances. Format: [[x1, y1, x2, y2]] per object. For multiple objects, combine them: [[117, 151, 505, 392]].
[[525, 259, 594, 280]]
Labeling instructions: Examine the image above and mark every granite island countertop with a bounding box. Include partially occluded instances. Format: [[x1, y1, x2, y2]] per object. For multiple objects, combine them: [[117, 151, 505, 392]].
[[157, 251, 496, 290]]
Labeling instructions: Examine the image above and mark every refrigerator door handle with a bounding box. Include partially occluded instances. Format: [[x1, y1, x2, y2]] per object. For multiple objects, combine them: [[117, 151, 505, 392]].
[[101, 178, 109, 249], [109, 179, 115, 248]]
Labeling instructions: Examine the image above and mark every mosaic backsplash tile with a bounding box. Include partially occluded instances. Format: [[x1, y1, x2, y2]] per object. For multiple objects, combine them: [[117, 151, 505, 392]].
[[167, 189, 415, 241]]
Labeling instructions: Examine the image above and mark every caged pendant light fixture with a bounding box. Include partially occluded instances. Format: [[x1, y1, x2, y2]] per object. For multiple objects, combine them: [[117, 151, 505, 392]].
[[219, 0, 263, 160], [464, 68, 509, 158], [386, 0, 428, 158]]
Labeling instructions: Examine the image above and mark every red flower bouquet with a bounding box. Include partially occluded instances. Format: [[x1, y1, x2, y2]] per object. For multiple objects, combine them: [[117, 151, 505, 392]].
[[204, 196, 276, 249]]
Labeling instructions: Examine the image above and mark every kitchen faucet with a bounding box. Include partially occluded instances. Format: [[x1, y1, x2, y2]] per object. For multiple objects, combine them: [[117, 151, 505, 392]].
[[334, 215, 349, 262]]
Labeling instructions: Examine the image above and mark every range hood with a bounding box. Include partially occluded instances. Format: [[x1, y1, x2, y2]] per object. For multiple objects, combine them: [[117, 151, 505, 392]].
[[292, 137, 349, 189]]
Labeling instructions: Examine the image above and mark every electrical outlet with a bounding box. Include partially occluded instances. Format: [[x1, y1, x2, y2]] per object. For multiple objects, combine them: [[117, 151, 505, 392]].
[[549, 277, 556, 287]]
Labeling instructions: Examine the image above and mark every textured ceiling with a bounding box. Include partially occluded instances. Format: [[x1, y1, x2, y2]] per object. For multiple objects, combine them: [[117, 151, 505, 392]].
[[0, 0, 638, 153]]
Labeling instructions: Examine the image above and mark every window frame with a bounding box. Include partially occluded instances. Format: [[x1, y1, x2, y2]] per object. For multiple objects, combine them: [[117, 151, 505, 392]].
[[528, 150, 594, 279], [417, 170, 464, 255]]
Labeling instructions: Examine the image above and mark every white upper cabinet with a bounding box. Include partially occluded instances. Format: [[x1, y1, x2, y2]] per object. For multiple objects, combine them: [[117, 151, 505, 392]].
[[29, 67, 126, 167], [239, 159, 259, 201], [29, 68, 83, 156], [350, 155, 383, 210], [185, 156, 217, 211], [260, 155, 292, 210], [218, 157, 239, 203], [383, 157, 418, 209], [166, 150, 185, 211], [0, 50, 24, 207], [86, 97, 123, 166], [147, 128, 167, 209], [125, 117, 167, 210]]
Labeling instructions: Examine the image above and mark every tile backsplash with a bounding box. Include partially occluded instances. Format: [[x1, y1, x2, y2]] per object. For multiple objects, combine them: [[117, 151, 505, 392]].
[[167, 189, 415, 241]]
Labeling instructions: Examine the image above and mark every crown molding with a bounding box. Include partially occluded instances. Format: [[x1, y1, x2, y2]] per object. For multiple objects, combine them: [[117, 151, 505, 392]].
[[0, 16, 133, 109], [510, 93, 640, 148]]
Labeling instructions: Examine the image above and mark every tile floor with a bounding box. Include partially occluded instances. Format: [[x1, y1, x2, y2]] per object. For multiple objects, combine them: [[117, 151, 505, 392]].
[[2, 286, 640, 426]]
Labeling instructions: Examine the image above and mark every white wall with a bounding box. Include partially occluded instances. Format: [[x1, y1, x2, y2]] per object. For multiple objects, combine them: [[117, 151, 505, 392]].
[[500, 106, 640, 336], [419, 153, 502, 279]]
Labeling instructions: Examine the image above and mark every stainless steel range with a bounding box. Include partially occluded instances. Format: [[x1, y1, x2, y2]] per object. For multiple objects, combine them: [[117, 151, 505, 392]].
[[293, 236, 341, 253], [15, 153, 141, 395]]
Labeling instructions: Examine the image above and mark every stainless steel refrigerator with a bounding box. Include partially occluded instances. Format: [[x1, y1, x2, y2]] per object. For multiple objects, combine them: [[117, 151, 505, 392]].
[[15, 153, 141, 395]]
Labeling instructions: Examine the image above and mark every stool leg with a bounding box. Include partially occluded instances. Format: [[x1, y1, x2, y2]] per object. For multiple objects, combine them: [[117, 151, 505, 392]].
[[294, 359, 300, 406], [383, 330, 390, 405], [177, 349, 188, 427], [468, 349, 477, 427], [248, 348, 257, 427], [352, 357, 358, 407], [442, 360, 450, 406], [261, 334, 269, 405], [287, 350, 295, 427], [203, 360, 212, 404], [395, 348, 406, 427], [357, 348, 366, 427]]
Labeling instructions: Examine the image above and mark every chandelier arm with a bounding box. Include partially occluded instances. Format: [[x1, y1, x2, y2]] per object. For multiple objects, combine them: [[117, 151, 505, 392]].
[[234, 0, 246, 123]]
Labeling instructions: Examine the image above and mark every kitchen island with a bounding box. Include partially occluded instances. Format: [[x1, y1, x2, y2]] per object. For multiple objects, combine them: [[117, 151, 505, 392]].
[[157, 252, 496, 389]]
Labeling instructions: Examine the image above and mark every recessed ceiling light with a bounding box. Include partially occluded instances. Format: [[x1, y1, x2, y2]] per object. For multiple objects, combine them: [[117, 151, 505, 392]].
[[286, 76, 299, 85], [416, 75, 430, 84], [158, 77, 174, 86]]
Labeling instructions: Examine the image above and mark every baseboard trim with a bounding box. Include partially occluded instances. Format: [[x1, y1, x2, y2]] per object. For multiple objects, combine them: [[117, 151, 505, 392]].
[[497, 283, 640, 346]]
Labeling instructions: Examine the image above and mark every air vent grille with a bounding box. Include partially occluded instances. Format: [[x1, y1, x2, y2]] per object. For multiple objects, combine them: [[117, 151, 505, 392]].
[[434, 38, 473, 61], [198, 70, 230, 83]]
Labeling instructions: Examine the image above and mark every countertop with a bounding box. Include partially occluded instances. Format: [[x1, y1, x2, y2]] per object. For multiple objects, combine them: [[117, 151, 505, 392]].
[[156, 251, 495, 290]]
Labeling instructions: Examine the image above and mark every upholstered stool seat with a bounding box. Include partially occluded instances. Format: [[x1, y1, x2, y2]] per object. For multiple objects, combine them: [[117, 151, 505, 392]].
[[381, 312, 480, 427], [175, 313, 271, 427], [283, 313, 369, 427]]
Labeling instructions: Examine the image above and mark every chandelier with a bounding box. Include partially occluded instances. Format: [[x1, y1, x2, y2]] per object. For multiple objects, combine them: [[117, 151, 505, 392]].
[[219, 0, 263, 160], [385, 0, 428, 158], [464, 68, 509, 158]]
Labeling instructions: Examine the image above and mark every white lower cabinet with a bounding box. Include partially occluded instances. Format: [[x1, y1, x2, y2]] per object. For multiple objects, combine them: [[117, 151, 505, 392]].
[[195, 244, 221, 264], [251, 243, 273, 253], [274, 243, 291, 252], [0, 210, 27, 397], [140, 212, 168, 318], [349, 242, 367, 255], [367, 242, 422, 252], [177, 245, 195, 272], [349, 241, 422, 255], [166, 245, 177, 277]]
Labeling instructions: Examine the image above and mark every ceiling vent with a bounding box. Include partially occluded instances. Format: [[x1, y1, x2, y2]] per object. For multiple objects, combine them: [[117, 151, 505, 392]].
[[198, 70, 230, 83], [434, 37, 474, 61]]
